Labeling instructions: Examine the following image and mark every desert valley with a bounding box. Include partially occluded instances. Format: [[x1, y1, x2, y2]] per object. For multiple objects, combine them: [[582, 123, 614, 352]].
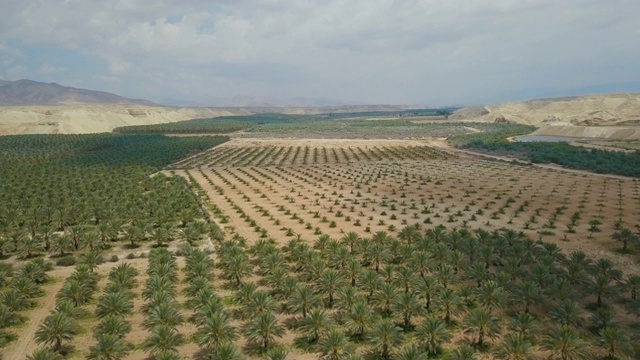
[[0, 77, 639, 360]]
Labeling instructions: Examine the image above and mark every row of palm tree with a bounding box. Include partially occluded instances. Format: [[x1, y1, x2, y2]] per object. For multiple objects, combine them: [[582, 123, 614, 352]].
[[142, 248, 183, 360], [33, 262, 99, 356], [0, 258, 52, 347], [87, 262, 139, 359], [208, 226, 637, 359]]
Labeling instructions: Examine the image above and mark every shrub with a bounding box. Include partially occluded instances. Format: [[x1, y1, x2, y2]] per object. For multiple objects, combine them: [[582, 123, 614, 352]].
[[56, 255, 77, 267]]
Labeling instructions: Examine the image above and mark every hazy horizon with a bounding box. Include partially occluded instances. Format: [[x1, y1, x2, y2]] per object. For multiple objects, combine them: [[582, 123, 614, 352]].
[[1, 1, 639, 106]]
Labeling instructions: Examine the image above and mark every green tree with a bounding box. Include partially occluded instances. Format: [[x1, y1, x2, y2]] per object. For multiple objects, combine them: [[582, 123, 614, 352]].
[[244, 311, 285, 349], [494, 333, 536, 360], [462, 308, 501, 347], [611, 228, 638, 252], [35, 311, 78, 353], [374, 282, 399, 315], [476, 279, 505, 313], [344, 301, 376, 338], [415, 316, 451, 356], [143, 324, 183, 357], [550, 300, 583, 327], [87, 334, 131, 360], [541, 325, 589, 360], [445, 344, 477, 360], [394, 291, 423, 330], [598, 326, 635, 360], [509, 312, 538, 343], [298, 307, 334, 342], [318, 268, 345, 307], [395, 344, 428, 360], [195, 311, 237, 353], [288, 286, 321, 318], [436, 288, 462, 323], [96, 291, 134, 318], [368, 319, 404, 359], [318, 329, 354, 360], [94, 315, 132, 339], [212, 342, 246, 360], [26, 348, 64, 360]]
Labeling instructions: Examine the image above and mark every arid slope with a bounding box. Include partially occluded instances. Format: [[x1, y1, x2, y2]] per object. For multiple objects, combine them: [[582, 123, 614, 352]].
[[454, 93, 640, 139]]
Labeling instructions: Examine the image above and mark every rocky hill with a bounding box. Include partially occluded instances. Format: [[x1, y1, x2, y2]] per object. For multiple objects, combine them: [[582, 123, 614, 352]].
[[452, 93, 640, 140], [455, 93, 640, 126]]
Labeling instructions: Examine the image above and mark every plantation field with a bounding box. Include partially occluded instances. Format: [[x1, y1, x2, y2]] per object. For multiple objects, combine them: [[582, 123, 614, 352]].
[[171, 139, 453, 168], [2, 135, 640, 360]]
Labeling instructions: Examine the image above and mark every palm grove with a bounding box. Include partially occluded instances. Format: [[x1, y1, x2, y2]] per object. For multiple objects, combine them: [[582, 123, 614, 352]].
[[0, 133, 639, 359]]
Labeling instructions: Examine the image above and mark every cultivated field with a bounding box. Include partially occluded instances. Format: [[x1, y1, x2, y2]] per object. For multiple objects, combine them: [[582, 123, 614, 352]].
[[2, 135, 639, 360]]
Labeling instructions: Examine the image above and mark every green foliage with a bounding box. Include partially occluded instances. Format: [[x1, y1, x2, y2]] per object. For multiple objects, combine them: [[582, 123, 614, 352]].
[[0, 134, 226, 256], [449, 126, 640, 177]]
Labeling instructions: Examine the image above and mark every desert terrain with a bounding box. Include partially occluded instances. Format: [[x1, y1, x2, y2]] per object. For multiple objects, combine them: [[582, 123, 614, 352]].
[[1, 94, 639, 359]]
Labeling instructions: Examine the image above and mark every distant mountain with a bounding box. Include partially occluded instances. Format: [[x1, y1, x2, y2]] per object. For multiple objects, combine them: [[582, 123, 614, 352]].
[[167, 94, 353, 107], [0, 79, 157, 106]]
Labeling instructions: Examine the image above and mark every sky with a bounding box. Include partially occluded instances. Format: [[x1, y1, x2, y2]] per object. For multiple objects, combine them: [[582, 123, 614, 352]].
[[1, 0, 639, 106]]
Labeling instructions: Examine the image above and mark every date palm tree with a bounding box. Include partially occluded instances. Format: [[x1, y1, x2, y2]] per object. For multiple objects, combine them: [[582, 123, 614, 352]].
[[318, 329, 354, 360], [94, 314, 132, 338], [541, 325, 589, 360], [244, 311, 285, 349], [223, 253, 253, 287], [318, 268, 345, 307], [611, 227, 638, 252], [395, 344, 428, 360], [368, 319, 404, 359], [414, 275, 442, 311], [622, 274, 640, 300], [26, 348, 64, 360], [374, 282, 399, 315], [476, 279, 505, 313], [462, 308, 501, 347], [493, 333, 536, 360], [212, 341, 246, 360], [288, 285, 321, 318], [361, 269, 381, 303], [335, 286, 363, 317], [415, 316, 451, 356], [143, 324, 183, 357], [143, 301, 184, 329], [343, 259, 362, 287], [263, 345, 288, 360], [298, 307, 334, 342], [590, 273, 618, 308], [510, 280, 541, 313], [96, 291, 134, 318], [35, 311, 78, 353], [17, 235, 43, 259], [344, 301, 376, 338], [341, 231, 361, 255], [195, 311, 237, 353], [394, 291, 423, 330], [509, 312, 538, 343], [87, 333, 130, 360], [58, 279, 93, 307], [445, 344, 477, 360], [549, 300, 583, 327], [598, 326, 635, 360], [436, 288, 462, 323]]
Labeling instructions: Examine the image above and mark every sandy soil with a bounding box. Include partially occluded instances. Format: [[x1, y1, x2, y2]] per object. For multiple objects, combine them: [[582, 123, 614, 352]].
[[0, 105, 250, 135], [182, 139, 640, 278], [2, 267, 72, 359]]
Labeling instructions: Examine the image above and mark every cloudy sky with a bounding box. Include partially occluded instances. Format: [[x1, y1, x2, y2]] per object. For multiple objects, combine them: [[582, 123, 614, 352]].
[[1, 0, 639, 106]]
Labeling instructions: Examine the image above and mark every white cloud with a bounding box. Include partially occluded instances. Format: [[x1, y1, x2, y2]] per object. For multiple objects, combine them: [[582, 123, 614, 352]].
[[0, 0, 639, 104]]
